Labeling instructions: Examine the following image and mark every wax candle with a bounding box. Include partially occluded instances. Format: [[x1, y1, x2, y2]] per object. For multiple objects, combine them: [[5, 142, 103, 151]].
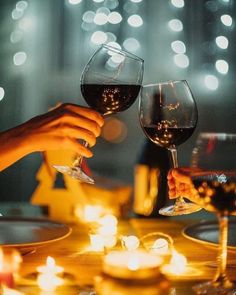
[[0, 248, 22, 288], [103, 250, 162, 280]]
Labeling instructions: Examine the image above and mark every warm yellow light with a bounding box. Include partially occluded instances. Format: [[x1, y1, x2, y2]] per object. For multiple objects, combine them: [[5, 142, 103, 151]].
[[1, 286, 24, 295], [122, 235, 140, 251], [37, 256, 64, 274], [127, 254, 140, 270], [84, 205, 103, 222]]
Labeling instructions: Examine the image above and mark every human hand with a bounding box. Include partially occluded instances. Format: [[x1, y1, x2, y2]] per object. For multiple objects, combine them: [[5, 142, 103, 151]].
[[167, 168, 201, 205], [0, 103, 104, 171]]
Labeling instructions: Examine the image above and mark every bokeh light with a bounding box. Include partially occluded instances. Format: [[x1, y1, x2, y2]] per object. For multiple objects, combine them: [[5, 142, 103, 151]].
[[220, 14, 233, 26], [173, 54, 189, 68], [171, 0, 185, 8], [168, 19, 183, 32], [127, 15, 143, 27], [108, 12, 122, 24], [215, 36, 229, 49], [204, 75, 219, 90], [13, 51, 27, 66], [123, 38, 140, 52], [0, 87, 5, 101], [90, 31, 107, 45], [215, 59, 229, 74], [102, 118, 127, 143], [171, 40, 186, 54]]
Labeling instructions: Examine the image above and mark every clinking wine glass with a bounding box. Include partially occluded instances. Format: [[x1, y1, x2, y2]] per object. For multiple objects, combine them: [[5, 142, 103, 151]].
[[54, 44, 144, 184], [190, 133, 236, 295], [139, 80, 201, 216]]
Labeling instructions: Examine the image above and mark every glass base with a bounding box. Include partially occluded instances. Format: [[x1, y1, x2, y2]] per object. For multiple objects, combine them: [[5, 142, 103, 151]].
[[158, 202, 202, 216], [193, 280, 236, 294], [53, 165, 94, 185]]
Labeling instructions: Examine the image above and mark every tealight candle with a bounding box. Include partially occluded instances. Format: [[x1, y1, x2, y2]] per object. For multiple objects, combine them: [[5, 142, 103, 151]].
[[162, 250, 187, 275], [36, 256, 64, 275], [103, 250, 162, 280]]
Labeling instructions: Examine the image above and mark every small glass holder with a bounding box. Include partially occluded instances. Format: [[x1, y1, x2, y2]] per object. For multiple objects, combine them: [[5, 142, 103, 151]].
[[140, 232, 174, 265]]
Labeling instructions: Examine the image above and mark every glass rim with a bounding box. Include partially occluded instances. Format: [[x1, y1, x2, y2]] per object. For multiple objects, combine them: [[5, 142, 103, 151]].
[[101, 43, 144, 63], [142, 80, 188, 88]]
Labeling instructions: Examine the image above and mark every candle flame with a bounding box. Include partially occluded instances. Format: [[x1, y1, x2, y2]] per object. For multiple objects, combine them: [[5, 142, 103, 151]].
[[46, 256, 55, 268]]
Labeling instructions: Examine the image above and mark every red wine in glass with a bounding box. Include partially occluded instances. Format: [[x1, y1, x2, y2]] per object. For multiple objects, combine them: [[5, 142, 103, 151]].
[[190, 133, 236, 294], [54, 44, 143, 183]]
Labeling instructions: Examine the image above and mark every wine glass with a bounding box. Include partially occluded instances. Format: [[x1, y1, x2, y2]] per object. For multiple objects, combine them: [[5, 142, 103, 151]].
[[190, 132, 236, 294], [139, 80, 201, 216], [54, 44, 144, 184]]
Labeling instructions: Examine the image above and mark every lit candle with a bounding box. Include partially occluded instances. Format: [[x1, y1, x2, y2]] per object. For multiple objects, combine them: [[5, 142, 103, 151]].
[[162, 250, 187, 275], [121, 235, 140, 251], [36, 256, 64, 275], [103, 250, 162, 280], [36, 257, 64, 292], [0, 248, 22, 288]]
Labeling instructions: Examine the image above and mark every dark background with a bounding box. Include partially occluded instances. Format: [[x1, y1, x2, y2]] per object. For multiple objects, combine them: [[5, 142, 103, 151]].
[[0, 0, 235, 202]]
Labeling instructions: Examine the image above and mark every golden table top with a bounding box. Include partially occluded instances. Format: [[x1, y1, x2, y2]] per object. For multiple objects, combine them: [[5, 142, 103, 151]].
[[11, 217, 235, 294]]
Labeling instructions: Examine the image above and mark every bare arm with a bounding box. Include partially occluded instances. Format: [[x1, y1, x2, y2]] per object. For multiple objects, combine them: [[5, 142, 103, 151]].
[[0, 103, 104, 171]]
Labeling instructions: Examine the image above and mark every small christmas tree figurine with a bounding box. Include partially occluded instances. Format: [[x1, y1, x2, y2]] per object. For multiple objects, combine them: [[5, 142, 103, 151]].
[[31, 149, 88, 222]]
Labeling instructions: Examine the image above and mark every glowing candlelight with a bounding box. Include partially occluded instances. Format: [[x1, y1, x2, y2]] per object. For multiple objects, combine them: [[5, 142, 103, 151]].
[[122, 235, 140, 251], [103, 250, 162, 279], [89, 233, 105, 252], [36, 256, 64, 274], [151, 238, 169, 255], [1, 286, 25, 295], [84, 205, 103, 222], [0, 248, 22, 288], [162, 250, 187, 275], [37, 273, 64, 292]]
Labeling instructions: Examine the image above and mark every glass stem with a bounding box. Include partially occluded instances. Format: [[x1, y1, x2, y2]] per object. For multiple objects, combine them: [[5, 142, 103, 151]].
[[72, 141, 89, 168], [214, 212, 230, 286], [169, 148, 185, 205]]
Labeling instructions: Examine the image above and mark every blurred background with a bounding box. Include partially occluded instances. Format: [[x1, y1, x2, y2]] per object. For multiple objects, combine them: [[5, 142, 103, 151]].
[[0, 0, 235, 202]]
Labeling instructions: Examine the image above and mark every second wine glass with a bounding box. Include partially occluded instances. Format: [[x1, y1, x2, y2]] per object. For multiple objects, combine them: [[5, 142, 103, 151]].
[[139, 80, 201, 216], [54, 44, 144, 184]]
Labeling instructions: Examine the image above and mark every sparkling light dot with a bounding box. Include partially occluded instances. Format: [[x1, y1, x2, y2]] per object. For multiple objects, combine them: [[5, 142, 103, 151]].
[[0, 87, 5, 101], [171, 40, 186, 54], [204, 75, 219, 90], [220, 14, 233, 26], [90, 31, 107, 45], [68, 0, 82, 4], [127, 14, 143, 27], [13, 51, 27, 66], [168, 19, 183, 32], [215, 36, 228, 49], [173, 54, 189, 68], [82, 11, 95, 23], [215, 59, 229, 74], [108, 12, 122, 24], [123, 38, 140, 52], [94, 13, 108, 25], [92, 0, 104, 2], [130, 0, 143, 2], [171, 0, 185, 8]]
